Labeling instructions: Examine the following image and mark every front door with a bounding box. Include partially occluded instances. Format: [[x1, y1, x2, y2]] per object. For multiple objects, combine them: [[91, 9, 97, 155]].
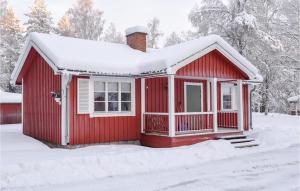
[[184, 82, 203, 112]]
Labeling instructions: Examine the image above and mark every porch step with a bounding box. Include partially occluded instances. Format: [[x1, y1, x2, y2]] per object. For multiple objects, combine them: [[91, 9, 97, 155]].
[[230, 138, 255, 144], [217, 135, 247, 140], [233, 142, 260, 148]]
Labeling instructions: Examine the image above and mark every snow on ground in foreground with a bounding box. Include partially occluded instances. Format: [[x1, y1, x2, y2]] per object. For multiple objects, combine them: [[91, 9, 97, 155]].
[[0, 113, 299, 190]]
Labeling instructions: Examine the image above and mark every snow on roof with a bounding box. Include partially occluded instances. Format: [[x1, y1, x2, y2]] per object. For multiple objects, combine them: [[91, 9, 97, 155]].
[[11, 33, 262, 84], [125, 26, 148, 36], [287, 95, 300, 102], [0, 90, 22, 103]]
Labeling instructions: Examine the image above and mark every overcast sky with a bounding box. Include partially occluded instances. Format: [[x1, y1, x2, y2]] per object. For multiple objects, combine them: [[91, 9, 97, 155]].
[[8, 0, 205, 45]]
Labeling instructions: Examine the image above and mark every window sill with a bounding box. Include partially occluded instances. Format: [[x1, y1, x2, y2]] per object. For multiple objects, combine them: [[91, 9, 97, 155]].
[[89, 111, 136, 117]]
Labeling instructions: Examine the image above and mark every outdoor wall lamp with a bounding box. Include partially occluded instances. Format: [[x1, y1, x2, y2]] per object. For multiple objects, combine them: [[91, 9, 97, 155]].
[[50, 91, 61, 105]]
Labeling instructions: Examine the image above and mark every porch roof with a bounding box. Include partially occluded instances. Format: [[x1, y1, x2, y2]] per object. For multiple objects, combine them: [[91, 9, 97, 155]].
[[11, 33, 262, 85]]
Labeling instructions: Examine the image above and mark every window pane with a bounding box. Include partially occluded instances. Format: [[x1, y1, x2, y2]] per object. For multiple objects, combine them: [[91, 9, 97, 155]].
[[94, 92, 105, 101], [223, 86, 231, 95], [108, 102, 118, 111], [94, 81, 105, 92], [121, 102, 131, 111], [108, 82, 118, 91], [223, 101, 232, 109], [121, 93, 131, 101], [121, 83, 131, 92], [223, 95, 231, 102], [108, 92, 118, 101], [95, 102, 105, 111]]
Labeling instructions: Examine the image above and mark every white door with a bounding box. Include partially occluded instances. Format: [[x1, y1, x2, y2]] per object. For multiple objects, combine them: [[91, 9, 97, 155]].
[[184, 82, 203, 112]]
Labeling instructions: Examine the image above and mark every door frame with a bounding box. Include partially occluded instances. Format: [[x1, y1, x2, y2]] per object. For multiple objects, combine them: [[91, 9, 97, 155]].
[[184, 82, 204, 112]]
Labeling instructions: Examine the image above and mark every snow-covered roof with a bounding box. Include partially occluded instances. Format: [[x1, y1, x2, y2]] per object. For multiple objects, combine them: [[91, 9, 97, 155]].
[[0, 90, 22, 103], [287, 95, 300, 102], [125, 26, 148, 36], [11, 33, 262, 84]]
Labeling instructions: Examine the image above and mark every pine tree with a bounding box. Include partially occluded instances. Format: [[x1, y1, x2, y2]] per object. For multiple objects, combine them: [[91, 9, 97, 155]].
[[147, 17, 163, 48], [0, 7, 23, 92], [103, 23, 124, 43], [65, 0, 105, 40], [24, 0, 54, 35]]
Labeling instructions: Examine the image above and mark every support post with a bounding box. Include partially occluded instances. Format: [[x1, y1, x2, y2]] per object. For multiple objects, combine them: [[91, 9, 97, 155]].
[[61, 73, 72, 145], [141, 78, 145, 133], [168, 75, 175, 137], [237, 80, 244, 131], [211, 78, 218, 132]]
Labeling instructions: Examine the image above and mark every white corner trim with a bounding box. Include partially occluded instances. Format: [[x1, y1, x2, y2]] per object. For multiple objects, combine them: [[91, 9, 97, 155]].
[[89, 76, 136, 117], [237, 80, 244, 131], [184, 82, 204, 112], [141, 78, 145, 133], [11, 41, 59, 85]]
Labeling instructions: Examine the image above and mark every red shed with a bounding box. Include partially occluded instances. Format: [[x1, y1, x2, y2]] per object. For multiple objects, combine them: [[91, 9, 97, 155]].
[[11, 26, 262, 147], [0, 90, 22, 124]]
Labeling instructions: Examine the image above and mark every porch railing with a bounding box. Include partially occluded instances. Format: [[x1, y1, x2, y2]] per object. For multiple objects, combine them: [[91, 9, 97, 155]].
[[217, 111, 238, 129], [175, 112, 213, 134], [144, 113, 169, 135], [143, 112, 214, 135]]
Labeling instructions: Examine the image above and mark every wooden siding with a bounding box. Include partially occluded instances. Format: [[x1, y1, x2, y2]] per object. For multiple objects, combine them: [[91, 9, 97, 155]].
[[145, 77, 168, 112], [176, 50, 249, 80], [0, 103, 22, 124], [69, 76, 141, 145], [22, 48, 62, 144]]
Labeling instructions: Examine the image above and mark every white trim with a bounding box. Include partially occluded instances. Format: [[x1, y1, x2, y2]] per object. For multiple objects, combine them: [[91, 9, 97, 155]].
[[184, 82, 204, 112], [61, 73, 72, 145], [21, 78, 24, 129], [175, 112, 213, 115], [141, 78, 145, 133], [211, 78, 218, 132], [11, 41, 59, 85], [237, 80, 244, 131], [168, 75, 175, 137], [170, 43, 258, 80], [206, 80, 211, 111], [220, 83, 237, 111], [89, 76, 136, 117], [144, 112, 169, 115]]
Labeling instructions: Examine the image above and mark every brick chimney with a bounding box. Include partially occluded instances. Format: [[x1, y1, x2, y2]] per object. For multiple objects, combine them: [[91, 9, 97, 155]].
[[125, 26, 148, 52]]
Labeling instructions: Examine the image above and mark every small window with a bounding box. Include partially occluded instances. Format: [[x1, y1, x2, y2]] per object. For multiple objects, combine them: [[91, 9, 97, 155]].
[[221, 84, 236, 110], [92, 79, 135, 115]]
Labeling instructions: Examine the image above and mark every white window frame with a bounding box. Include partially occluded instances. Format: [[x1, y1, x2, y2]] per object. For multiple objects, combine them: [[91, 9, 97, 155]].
[[89, 76, 136, 117], [221, 83, 237, 111], [184, 82, 204, 112]]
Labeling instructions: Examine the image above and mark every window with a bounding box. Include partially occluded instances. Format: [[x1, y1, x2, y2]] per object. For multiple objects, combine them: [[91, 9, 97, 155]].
[[221, 83, 237, 110], [92, 78, 135, 116], [184, 82, 203, 112]]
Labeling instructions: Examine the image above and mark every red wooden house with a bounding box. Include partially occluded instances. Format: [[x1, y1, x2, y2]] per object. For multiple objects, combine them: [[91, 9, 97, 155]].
[[11, 26, 262, 147]]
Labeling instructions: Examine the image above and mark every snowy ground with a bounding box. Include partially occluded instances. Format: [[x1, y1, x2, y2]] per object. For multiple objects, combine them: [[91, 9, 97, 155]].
[[0, 113, 300, 191]]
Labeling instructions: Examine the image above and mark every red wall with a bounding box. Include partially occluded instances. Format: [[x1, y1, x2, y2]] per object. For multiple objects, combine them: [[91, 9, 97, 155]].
[[69, 76, 141, 145], [0, 103, 22, 124], [176, 50, 249, 80], [22, 48, 62, 144]]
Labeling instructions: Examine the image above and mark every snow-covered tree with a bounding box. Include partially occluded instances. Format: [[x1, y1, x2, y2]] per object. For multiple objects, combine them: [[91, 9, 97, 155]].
[[65, 0, 105, 40], [164, 32, 184, 47], [57, 14, 73, 36], [188, 0, 299, 114], [0, 0, 7, 19], [24, 0, 54, 35], [103, 23, 124, 43], [0, 7, 23, 92], [147, 17, 163, 48]]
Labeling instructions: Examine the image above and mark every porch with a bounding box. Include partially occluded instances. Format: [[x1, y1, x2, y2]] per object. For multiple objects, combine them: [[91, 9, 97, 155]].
[[140, 75, 248, 147]]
